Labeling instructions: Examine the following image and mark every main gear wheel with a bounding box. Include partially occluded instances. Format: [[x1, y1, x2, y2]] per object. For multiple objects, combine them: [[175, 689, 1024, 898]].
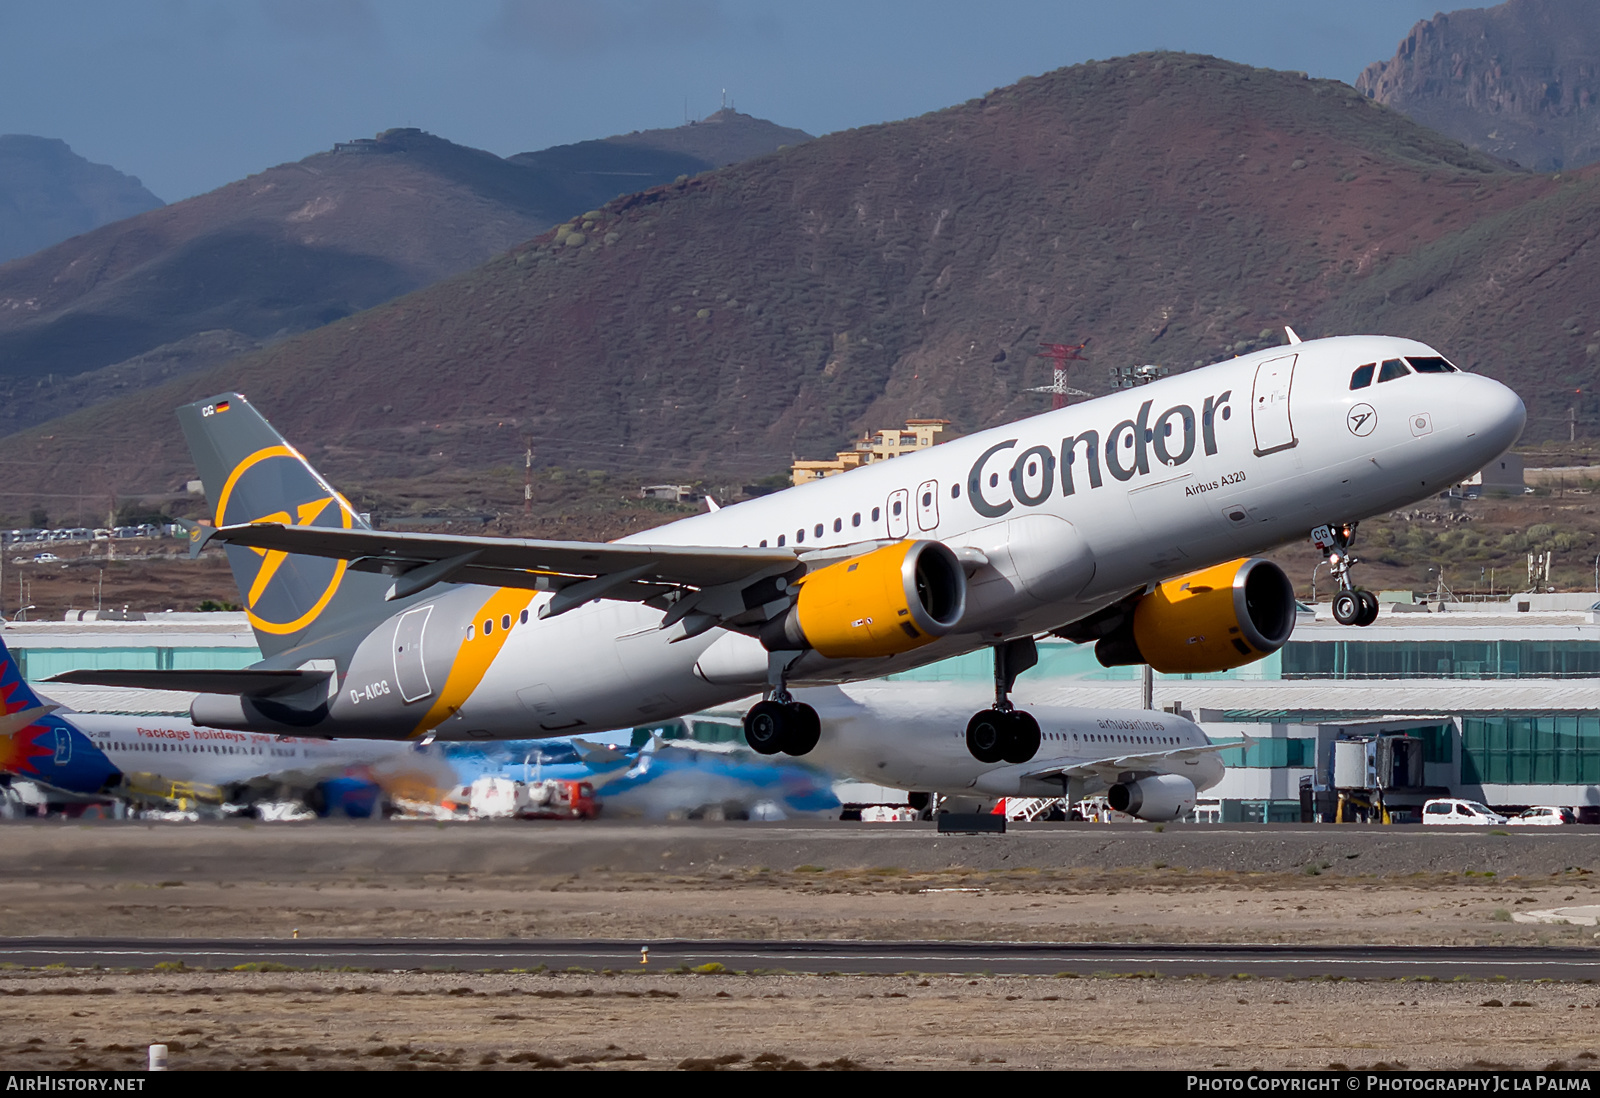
[[743, 699, 822, 756]]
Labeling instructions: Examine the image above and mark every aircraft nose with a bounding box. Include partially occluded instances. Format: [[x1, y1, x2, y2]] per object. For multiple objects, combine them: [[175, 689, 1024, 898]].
[[1458, 374, 1526, 457]]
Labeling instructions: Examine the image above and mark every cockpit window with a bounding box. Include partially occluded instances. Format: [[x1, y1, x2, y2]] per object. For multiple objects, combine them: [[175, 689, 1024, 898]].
[[1377, 358, 1411, 383], [1407, 356, 1457, 374], [1349, 363, 1375, 390]]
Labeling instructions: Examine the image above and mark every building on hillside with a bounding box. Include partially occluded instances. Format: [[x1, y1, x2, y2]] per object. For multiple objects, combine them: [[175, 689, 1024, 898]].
[[791, 419, 951, 485], [639, 484, 694, 502], [1449, 452, 1525, 498]]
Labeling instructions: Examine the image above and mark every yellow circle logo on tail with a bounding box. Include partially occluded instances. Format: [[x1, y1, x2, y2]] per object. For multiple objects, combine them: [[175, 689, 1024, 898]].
[[214, 445, 356, 636]]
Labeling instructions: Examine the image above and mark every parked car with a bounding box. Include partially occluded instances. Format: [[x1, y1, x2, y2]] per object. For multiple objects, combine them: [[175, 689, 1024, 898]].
[[1507, 805, 1576, 826], [1421, 798, 1509, 825], [31, 552, 58, 563]]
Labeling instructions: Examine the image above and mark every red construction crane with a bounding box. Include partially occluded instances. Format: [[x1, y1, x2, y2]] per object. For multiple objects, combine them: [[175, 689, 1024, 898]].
[[1028, 340, 1092, 409]]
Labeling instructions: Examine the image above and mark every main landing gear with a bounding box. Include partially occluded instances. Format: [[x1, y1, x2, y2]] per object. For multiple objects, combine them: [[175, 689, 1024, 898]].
[[743, 696, 820, 757], [966, 636, 1042, 765], [1312, 522, 1378, 627], [743, 652, 820, 757]]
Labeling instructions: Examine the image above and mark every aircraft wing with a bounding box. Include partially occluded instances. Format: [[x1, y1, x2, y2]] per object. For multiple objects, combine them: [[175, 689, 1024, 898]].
[[191, 522, 803, 613], [1019, 737, 1246, 784]]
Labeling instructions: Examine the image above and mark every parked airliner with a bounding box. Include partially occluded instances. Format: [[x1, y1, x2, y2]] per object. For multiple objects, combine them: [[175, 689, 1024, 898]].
[[703, 683, 1226, 821], [57, 331, 1523, 821]]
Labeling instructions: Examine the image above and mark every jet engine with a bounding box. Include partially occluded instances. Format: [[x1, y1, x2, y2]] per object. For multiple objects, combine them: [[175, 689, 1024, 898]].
[[762, 540, 966, 658], [1107, 774, 1196, 822], [1092, 557, 1295, 674]]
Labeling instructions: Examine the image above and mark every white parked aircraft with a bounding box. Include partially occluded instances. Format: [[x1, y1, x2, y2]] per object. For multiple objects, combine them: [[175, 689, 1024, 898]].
[[705, 682, 1226, 821], [56, 334, 1524, 771]]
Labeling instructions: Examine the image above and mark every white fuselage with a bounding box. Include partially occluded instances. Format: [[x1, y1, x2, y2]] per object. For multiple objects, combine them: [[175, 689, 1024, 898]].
[[338, 335, 1523, 740], [77, 713, 419, 787]]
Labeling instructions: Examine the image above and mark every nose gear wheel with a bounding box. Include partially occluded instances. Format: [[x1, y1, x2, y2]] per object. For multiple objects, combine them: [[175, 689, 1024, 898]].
[[1312, 522, 1378, 627], [1332, 588, 1379, 627]]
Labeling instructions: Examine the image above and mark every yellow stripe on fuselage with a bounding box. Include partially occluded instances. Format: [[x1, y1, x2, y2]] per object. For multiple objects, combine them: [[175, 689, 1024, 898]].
[[408, 588, 529, 739]]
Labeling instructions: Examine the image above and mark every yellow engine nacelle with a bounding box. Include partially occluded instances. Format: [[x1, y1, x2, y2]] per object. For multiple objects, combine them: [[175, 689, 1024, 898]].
[[763, 540, 967, 659], [1095, 557, 1296, 674]]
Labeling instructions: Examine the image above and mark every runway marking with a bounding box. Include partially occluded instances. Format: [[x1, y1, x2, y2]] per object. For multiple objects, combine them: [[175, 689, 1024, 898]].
[[3, 947, 1597, 972]]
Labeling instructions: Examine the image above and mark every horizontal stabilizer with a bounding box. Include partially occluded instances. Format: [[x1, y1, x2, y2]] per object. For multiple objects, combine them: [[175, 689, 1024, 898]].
[[48, 668, 332, 698]]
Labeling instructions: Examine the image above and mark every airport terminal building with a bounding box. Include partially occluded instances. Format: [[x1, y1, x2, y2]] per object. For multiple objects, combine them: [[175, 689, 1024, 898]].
[[17, 598, 1600, 822]]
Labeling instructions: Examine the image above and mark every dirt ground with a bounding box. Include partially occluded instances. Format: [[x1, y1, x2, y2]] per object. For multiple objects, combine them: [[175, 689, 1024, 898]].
[[3, 822, 1600, 1069], [3, 821, 1599, 946], [5, 969, 1600, 1072]]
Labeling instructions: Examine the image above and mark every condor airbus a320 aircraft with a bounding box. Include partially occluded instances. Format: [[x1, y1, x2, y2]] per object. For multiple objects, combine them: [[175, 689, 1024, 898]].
[[58, 333, 1524, 774]]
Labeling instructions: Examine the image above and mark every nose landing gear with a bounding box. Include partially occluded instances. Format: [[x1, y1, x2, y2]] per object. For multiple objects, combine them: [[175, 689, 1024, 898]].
[[1313, 522, 1378, 627], [965, 636, 1042, 765]]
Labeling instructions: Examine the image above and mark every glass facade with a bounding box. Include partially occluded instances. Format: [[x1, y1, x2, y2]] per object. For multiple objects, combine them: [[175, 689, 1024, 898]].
[[886, 642, 1282, 683], [15, 646, 259, 681], [890, 638, 1600, 684], [1220, 800, 1303, 823], [1413, 724, 1453, 764], [1282, 639, 1600, 679], [1209, 737, 1314, 768], [1461, 715, 1600, 784]]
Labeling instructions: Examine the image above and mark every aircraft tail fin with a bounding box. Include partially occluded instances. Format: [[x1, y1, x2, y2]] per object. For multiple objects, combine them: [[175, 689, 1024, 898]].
[[0, 632, 54, 725], [0, 631, 121, 794], [177, 393, 389, 658]]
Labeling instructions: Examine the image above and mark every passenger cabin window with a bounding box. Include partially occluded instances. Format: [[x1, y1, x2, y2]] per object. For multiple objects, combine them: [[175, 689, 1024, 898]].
[[833, 518, 842, 533], [950, 484, 960, 498], [1407, 356, 1457, 373], [892, 500, 903, 516], [851, 513, 861, 527], [871, 507, 881, 521], [814, 523, 824, 538], [1349, 363, 1375, 390], [1377, 358, 1411, 383], [777, 535, 785, 546], [796, 529, 805, 543]]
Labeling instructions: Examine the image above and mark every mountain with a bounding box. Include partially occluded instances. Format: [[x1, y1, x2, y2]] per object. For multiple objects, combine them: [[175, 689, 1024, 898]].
[[0, 116, 811, 439], [6, 52, 1596, 522], [0, 136, 163, 265], [511, 108, 813, 182], [1356, 0, 1600, 171]]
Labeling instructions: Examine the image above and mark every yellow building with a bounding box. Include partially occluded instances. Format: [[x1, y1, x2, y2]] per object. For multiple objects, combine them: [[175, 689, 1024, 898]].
[[792, 419, 950, 485]]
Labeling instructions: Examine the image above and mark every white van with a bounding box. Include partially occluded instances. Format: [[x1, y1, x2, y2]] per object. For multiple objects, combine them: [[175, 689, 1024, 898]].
[[1421, 798, 1508, 825]]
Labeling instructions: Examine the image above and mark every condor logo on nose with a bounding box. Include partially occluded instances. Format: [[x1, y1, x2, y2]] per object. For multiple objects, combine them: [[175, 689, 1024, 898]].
[[1347, 404, 1377, 437], [214, 446, 355, 636]]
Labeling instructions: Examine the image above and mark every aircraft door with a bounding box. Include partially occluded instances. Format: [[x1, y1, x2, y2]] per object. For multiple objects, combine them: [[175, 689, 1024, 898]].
[[915, 480, 939, 531], [393, 605, 434, 704], [1250, 353, 1298, 456], [886, 488, 910, 538]]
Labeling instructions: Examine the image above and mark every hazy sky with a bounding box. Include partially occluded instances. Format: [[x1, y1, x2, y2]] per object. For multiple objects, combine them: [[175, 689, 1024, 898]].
[[1, 0, 1447, 202]]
